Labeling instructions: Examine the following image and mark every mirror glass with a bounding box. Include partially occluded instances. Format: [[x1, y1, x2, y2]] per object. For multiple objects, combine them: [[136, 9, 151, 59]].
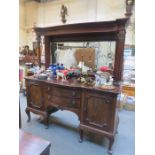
[[50, 41, 116, 71]]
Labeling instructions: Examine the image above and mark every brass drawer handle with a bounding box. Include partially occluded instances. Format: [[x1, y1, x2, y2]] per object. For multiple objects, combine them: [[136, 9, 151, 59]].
[[105, 100, 111, 103], [47, 87, 51, 91], [48, 95, 51, 100], [72, 91, 76, 96], [70, 100, 76, 106]]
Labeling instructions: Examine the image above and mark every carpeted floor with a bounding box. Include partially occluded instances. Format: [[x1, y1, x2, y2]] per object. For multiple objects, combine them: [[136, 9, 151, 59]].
[[20, 93, 135, 155]]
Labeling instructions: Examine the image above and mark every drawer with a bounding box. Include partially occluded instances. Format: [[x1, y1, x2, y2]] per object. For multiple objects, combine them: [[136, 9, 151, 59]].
[[52, 86, 81, 98], [48, 95, 80, 109]]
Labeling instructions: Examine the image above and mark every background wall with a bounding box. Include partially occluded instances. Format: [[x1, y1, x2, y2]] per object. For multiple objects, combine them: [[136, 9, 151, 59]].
[[19, 0, 135, 48]]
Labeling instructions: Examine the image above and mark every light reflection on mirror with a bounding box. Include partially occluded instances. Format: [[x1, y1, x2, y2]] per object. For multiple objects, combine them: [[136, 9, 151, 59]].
[[51, 41, 116, 71]]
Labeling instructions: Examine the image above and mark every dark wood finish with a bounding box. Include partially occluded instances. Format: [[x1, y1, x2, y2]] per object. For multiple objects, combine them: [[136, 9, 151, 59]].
[[44, 36, 51, 68], [25, 76, 120, 153], [36, 35, 41, 67], [34, 18, 128, 81], [19, 129, 51, 155], [29, 19, 128, 154]]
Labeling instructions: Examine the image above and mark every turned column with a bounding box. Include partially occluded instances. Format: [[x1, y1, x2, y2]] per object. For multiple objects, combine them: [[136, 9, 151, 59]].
[[44, 36, 51, 68], [113, 29, 126, 81], [36, 35, 41, 67]]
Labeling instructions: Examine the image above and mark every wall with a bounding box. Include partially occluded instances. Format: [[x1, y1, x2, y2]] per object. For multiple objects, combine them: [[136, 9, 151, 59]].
[[19, 0, 135, 47], [19, 1, 38, 48], [37, 0, 126, 26], [19, 1, 26, 47]]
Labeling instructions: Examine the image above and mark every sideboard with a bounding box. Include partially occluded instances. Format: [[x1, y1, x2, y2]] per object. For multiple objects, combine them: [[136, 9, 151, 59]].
[[25, 76, 120, 154]]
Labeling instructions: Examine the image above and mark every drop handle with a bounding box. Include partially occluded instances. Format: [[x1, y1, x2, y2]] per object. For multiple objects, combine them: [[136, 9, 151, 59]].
[[48, 95, 51, 100], [105, 100, 110, 103], [70, 100, 76, 106], [47, 87, 51, 91], [72, 91, 76, 96]]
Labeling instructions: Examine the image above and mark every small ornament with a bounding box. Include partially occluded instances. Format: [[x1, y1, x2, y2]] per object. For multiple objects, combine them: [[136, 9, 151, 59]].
[[60, 5, 68, 24]]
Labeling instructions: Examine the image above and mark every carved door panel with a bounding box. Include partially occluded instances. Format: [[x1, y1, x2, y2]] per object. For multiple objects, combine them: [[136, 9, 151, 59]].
[[83, 93, 115, 132], [27, 84, 44, 110]]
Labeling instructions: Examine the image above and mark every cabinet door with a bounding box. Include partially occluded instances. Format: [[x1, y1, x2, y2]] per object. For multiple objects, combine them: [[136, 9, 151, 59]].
[[27, 83, 44, 110], [83, 92, 116, 132]]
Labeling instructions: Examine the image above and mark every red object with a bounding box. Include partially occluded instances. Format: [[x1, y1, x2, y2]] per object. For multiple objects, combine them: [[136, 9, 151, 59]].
[[59, 70, 68, 76], [100, 66, 109, 72], [19, 69, 23, 81], [59, 69, 76, 76]]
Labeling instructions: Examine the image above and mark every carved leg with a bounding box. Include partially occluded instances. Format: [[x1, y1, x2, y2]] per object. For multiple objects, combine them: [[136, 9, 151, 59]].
[[45, 114, 50, 129], [43, 107, 59, 129], [79, 129, 84, 143], [115, 115, 119, 134], [25, 108, 31, 122], [108, 138, 114, 154], [50, 107, 58, 113]]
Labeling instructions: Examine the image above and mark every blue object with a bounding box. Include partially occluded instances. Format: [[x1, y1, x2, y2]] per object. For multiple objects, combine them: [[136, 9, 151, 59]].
[[48, 64, 57, 76], [59, 64, 65, 70], [56, 63, 60, 70]]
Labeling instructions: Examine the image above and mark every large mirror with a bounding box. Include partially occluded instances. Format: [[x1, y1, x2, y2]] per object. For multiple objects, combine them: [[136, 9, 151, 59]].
[[35, 18, 128, 81], [50, 41, 116, 73]]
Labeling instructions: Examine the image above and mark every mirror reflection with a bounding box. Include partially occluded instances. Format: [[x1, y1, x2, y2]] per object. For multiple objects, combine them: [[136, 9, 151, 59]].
[[51, 41, 116, 72]]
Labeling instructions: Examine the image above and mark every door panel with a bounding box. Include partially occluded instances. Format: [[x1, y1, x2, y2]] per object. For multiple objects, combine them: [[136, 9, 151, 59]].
[[28, 84, 44, 109], [83, 93, 115, 131]]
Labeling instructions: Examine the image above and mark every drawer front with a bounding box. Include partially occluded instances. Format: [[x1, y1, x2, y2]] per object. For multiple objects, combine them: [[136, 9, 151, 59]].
[[52, 86, 81, 98], [47, 95, 80, 109]]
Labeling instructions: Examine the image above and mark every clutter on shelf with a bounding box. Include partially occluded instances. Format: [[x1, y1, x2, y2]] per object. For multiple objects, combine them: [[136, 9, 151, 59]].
[[32, 61, 116, 90]]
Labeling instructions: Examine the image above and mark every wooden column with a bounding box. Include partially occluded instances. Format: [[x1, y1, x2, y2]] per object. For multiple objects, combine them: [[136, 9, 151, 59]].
[[44, 36, 51, 68], [114, 29, 126, 81], [36, 35, 41, 67]]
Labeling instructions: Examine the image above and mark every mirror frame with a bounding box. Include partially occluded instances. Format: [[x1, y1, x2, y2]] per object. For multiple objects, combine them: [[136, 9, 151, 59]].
[[34, 18, 129, 81]]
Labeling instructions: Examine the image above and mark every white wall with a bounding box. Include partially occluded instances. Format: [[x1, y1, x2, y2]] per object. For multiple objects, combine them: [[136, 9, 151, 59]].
[[19, 0, 135, 47], [19, 1, 38, 48], [19, 2, 26, 47]]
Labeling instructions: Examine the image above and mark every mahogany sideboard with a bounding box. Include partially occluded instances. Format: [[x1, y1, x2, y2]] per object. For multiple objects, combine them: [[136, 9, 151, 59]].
[[25, 76, 121, 154]]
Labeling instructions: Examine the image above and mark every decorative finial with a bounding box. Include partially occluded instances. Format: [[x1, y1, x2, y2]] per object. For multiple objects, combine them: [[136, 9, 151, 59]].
[[125, 0, 134, 17]]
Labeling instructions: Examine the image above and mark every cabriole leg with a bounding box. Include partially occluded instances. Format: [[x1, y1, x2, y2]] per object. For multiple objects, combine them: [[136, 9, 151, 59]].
[[79, 129, 84, 143], [25, 108, 31, 122], [108, 138, 114, 154], [45, 114, 50, 129]]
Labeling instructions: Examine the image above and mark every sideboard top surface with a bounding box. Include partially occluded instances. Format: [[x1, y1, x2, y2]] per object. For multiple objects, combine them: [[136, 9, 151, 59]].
[[25, 76, 121, 94]]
